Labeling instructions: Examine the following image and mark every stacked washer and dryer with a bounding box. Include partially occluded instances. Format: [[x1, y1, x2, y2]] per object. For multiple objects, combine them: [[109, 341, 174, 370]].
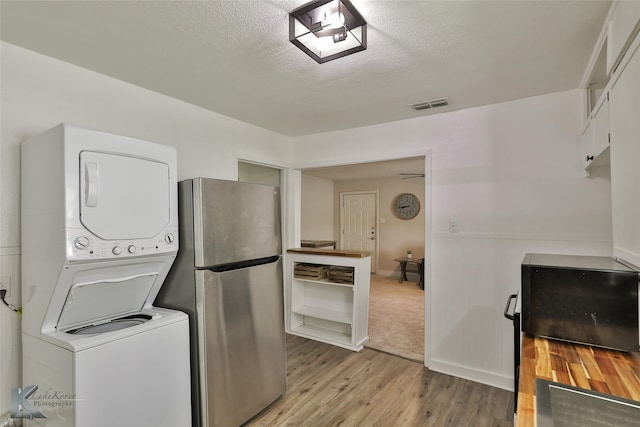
[[21, 124, 191, 426]]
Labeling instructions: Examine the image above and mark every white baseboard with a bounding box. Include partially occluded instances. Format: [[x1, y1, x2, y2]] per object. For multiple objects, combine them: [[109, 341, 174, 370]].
[[429, 359, 514, 392]]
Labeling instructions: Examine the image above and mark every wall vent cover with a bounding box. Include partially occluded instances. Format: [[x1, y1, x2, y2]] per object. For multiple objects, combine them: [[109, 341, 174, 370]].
[[410, 97, 449, 111]]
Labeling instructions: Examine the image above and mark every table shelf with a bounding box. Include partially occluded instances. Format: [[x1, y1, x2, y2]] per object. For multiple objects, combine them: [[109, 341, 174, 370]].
[[292, 305, 352, 325], [294, 278, 355, 289], [285, 251, 370, 352], [289, 324, 352, 347]]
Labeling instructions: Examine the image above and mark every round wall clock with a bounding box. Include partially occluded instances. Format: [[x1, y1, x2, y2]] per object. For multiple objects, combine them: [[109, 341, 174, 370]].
[[393, 193, 421, 220]]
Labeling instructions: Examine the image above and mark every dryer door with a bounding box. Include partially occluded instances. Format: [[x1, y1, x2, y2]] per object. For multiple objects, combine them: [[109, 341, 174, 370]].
[[79, 151, 170, 240]]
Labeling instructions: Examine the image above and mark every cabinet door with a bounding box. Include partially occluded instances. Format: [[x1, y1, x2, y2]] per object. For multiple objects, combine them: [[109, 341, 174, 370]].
[[610, 36, 640, 267], [581, 120, 594, 167], [592, 94, 610, 158]]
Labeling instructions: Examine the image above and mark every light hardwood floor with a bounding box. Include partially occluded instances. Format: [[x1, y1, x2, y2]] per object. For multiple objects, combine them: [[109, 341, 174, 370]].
[[247, 335, 514, 426]]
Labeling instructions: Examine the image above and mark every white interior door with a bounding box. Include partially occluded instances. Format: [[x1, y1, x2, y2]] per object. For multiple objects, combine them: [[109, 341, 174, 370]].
[[340, 192, 377, 273]]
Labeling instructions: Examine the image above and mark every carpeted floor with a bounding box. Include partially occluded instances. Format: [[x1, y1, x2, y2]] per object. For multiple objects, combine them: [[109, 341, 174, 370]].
[[366, 274, 425, 362]]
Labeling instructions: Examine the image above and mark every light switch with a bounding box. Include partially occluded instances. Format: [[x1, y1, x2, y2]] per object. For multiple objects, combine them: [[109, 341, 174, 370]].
[[449, 219, 458, 233]]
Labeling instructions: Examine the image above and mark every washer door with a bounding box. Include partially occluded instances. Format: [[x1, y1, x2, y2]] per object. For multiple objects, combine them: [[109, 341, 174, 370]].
[[79, 151, 170, 240], [57, 273, 157, 330]]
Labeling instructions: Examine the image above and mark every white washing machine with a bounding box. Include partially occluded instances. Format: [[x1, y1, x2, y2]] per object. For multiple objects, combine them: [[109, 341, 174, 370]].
[[20, 124, 191, 427]]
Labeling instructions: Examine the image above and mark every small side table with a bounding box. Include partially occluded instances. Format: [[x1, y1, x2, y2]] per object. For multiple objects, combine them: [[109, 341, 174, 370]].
[[394, 257, 424, 290]]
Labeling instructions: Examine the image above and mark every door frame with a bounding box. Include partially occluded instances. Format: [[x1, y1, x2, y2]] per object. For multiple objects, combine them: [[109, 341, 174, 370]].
[[339, 190, 379, 274]]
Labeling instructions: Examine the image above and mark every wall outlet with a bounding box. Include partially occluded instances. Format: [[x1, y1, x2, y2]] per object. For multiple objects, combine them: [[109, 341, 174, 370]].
[[0, 276, 11, 297], [449, 219, 459, 233]]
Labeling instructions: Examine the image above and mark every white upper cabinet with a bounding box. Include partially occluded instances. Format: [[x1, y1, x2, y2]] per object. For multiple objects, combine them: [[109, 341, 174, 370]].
[[582, 2, 640, 266], [582, 89, 611, 171], [581, 1, 640, 172], [609, 33, 640, 267], [581, 7, 611, 172], [606, 0, 640, 74]]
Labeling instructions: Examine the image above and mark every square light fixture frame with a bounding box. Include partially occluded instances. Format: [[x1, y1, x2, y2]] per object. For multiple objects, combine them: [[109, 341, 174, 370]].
[[289, 0, 367, 64]]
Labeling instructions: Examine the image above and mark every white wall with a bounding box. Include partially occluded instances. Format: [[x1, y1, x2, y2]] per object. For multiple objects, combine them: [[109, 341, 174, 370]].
[[291, 89, 613, 389], [300, 175, 335, 241], [0, 42, 291, 414]]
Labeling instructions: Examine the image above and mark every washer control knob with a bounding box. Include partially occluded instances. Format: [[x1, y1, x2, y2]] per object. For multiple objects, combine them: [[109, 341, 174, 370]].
[[112, 246, 122, 255], [74, 237, 90, 250], [165, 233, 175, 244], [128, 245, 137, 254]]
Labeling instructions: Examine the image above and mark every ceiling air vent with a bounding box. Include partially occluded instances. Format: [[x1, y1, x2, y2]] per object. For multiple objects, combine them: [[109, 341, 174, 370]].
[[410, 97, 449, 111]]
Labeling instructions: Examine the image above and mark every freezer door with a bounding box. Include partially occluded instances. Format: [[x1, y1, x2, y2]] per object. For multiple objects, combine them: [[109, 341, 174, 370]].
[[196, 258, 286, 427], [193, 178, 281, 267]]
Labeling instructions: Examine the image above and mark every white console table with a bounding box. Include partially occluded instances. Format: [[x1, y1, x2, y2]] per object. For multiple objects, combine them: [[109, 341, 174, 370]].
[[285, 248, 370, 351]]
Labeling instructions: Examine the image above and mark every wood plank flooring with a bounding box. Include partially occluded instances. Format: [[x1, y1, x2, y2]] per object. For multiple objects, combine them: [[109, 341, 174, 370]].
[[247, 335, 514, 426]]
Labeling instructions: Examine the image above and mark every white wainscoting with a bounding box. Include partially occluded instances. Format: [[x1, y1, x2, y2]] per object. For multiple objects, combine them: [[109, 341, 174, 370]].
[[428, 233, 612, 390], [0, 250, 22, 413]]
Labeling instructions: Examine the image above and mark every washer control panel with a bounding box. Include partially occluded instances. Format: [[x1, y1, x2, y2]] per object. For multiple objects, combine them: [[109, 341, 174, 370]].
[[67, 227, 178, 260]]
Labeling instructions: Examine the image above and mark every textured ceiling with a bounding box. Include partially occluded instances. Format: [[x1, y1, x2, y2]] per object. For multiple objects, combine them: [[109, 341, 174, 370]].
[[0, 0, 610, 137]]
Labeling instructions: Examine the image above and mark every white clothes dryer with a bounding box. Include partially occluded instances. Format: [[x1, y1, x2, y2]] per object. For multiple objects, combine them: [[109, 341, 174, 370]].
[[20, 124, 191, 427]]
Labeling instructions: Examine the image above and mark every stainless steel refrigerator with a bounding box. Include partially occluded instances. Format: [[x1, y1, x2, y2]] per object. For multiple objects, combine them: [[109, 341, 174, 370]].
[[156, 178, 286, 427]]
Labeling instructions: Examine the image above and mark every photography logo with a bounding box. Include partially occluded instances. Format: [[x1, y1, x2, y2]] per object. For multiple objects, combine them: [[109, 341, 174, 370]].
[[11, 384, 78, 420], [11, 385, 46, 419]]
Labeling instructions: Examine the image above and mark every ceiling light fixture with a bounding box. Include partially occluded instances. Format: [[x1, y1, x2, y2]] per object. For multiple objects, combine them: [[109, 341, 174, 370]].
[[289, 0, 367, 64]]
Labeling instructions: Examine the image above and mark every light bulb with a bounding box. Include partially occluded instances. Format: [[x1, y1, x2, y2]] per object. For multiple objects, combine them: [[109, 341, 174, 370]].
[[333, 30, 347, 43], [325, 11, 345, 29]]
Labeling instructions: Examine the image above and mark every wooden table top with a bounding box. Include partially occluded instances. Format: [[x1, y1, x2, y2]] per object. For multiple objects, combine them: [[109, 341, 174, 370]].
[[394, 257, 424, 262], [287, 248, 370, 258], [517, 335, 640, 426]]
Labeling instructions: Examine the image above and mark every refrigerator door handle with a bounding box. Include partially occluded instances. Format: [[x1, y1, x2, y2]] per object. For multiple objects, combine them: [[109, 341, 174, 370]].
[[207, 255, 280, 273]]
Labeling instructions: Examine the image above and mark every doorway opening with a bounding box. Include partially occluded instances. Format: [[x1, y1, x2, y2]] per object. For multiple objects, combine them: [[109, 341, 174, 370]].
[[300, 156, 427, 362]]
